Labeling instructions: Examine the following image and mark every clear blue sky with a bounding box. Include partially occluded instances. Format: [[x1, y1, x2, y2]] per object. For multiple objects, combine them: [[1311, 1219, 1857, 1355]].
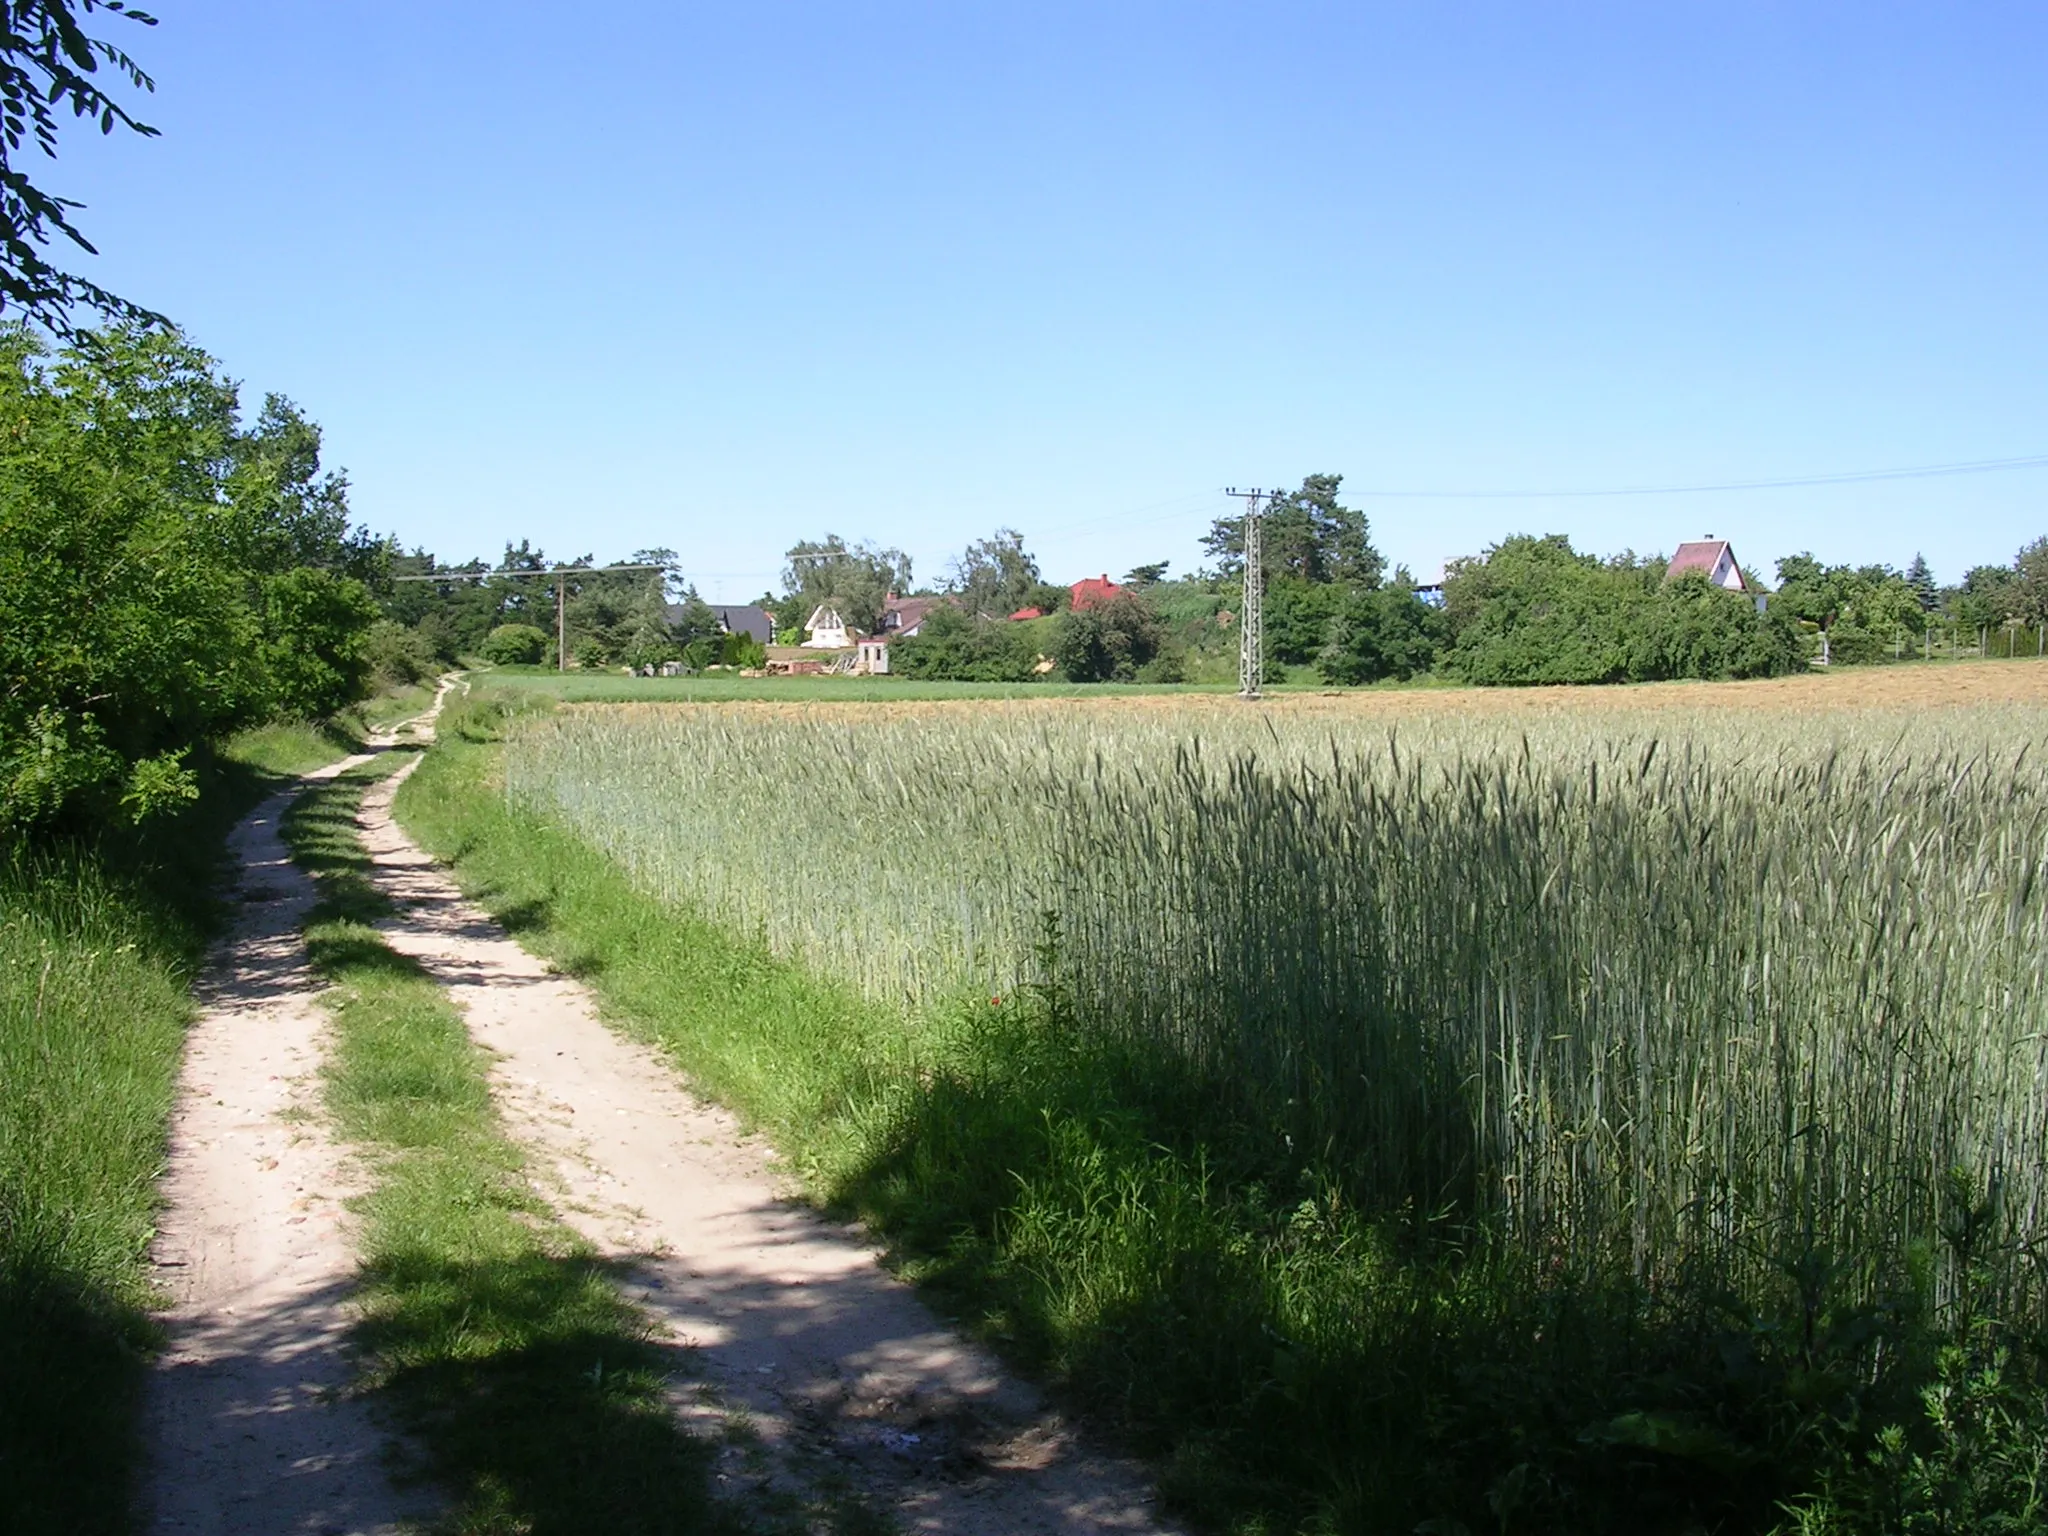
[[52, 3, 2048, 600]]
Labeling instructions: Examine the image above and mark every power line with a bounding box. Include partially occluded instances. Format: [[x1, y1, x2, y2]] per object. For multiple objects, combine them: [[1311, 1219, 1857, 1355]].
[[391, 563, 666, 675], [1343, 452, 2048, 501]]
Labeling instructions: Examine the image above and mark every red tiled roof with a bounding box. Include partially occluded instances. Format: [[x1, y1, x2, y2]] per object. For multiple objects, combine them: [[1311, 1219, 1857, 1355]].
[[1069, 574, 1122, 611], [881, 595, 947, 634], [1666, 540, 1749, 591], [1008, 606, 1044, 621]]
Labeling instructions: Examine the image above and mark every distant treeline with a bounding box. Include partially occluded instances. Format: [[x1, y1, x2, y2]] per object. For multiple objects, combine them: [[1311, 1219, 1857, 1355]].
[[878, 476, 2048, 687], [376, 474, 2048, 693]]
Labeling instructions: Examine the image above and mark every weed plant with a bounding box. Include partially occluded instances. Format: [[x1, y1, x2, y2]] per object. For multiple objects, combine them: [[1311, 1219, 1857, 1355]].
[[408, 689, 2048, 1533]]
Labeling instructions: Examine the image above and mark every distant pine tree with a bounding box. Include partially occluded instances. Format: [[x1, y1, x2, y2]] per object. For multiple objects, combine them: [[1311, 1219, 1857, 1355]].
[[1905, 553, 1939, 611]]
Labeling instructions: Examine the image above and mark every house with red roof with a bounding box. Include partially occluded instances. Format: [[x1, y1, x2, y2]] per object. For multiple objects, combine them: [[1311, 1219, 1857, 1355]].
[[878, 594, 948, 638], [1666, 537, 1769, 614], [1069, 574, 1124, 611], [1665, 538, 1752, 593]]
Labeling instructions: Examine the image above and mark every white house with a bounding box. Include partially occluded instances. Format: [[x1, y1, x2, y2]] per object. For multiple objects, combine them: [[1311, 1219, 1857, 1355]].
[[1666, 537, 1769, 615], [855, 638, 890, 674], [1666, 538, 1751, 593], [802, 605, 852, 649]]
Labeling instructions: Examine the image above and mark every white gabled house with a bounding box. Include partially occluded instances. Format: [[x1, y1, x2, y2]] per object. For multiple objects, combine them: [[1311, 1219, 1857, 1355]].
[[1666, 538, 1750, 593], [1666, 537, 1768, 614], [802, 605, 852, 649]]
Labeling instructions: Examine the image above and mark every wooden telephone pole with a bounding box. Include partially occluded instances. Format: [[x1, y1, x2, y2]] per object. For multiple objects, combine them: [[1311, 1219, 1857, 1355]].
[[391, 563, 665, 672]]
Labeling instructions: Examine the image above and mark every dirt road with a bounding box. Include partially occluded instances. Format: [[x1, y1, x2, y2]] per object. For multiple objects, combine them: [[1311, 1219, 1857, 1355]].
[[359, 754, 1176, 1533], [145, 679, 1173, 1533], [143, 746, 429, 1536]]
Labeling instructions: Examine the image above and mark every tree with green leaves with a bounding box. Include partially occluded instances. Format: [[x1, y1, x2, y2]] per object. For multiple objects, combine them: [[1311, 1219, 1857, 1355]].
[[1774, 554, 1924, 662], [561, 548, 678, 668], [782, 534, 912, 635], [480, 624, 548, 666], [892, 605, 1041, 682], [1202, 473, 1384, 586], [0, 1, 164, 332], [0, 323, 376, 831], [946, 528, 1041, 618], [1439, 535, 1799, 685], [1054, 591, 1177, 682], [1123, 561, 1169, 587], [1318, 575, 1445, 684], [1904, 553, 1939, 611], [2012, 537, 2048, 627]]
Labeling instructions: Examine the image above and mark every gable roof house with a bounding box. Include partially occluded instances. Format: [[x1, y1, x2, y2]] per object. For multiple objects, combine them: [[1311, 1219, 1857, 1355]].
[[662, 601, 776, 644], [802, 605, 853, 649], [1069, 574, 1124, 611], [878, 594, 947, 638], [1666, 538, 1768, 614], [709, 604, 774, 644], [1666, 539, 1752, 593]]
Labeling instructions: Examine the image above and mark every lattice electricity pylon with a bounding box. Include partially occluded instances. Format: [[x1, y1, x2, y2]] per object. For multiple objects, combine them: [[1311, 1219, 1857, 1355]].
[[1225, 487, 1270, 699]]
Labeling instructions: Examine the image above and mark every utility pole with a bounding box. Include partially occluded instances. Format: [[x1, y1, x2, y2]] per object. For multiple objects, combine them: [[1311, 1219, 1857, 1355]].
[[390, 563, 666, 674], [1225, 487, 1271, 699]]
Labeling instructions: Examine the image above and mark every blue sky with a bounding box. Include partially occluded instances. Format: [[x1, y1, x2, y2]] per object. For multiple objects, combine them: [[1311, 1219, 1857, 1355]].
[[51, 3, 2048, 600]]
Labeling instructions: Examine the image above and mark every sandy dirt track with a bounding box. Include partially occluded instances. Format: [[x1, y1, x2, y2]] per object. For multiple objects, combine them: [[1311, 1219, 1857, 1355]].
[[142, 748, 431, 1536], [359, 752, 1180, 1534]]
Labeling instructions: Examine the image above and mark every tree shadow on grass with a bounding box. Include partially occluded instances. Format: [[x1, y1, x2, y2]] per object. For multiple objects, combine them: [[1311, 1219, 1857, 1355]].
[[0, 1256, 154, 1536], [356, 1247, 737, 1536], [835, 1023, 1848, 1536], [304, 925, 440, 982]]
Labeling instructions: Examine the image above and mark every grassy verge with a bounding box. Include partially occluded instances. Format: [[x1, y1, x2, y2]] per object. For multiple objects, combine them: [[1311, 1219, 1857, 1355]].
[[280, 756, 738, 1535], [356, 681, 437, 732], [478, 665, 1304, 703], [0, 736, 334, 1533], [0, 692, 435, 1533], [217, 715, 364, 777], [0, 850, 207, 1533]]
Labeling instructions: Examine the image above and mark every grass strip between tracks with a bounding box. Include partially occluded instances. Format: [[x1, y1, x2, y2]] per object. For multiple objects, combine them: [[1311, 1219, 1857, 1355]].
[[282, 753, 736, 1536]]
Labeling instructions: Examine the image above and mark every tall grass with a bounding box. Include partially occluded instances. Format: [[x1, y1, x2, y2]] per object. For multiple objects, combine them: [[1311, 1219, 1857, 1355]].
[[507, 703, 2047, 1302], [477, 693, 2048, 1530]]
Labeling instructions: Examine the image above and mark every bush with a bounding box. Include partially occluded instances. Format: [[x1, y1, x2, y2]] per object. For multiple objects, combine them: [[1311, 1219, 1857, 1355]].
[[1318, 581, 1445, 684], [1054, 592, 1170, 682], [0, 325, 376, 832], [480, 623, 550, 666], [363, 621, 439, 687], [893, 607, 1040, 681], [1443, 536, 1803, 685], [720, 632, 767, 669], [1266, 578, 1344, 665], [262, 568, 378, 717]]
